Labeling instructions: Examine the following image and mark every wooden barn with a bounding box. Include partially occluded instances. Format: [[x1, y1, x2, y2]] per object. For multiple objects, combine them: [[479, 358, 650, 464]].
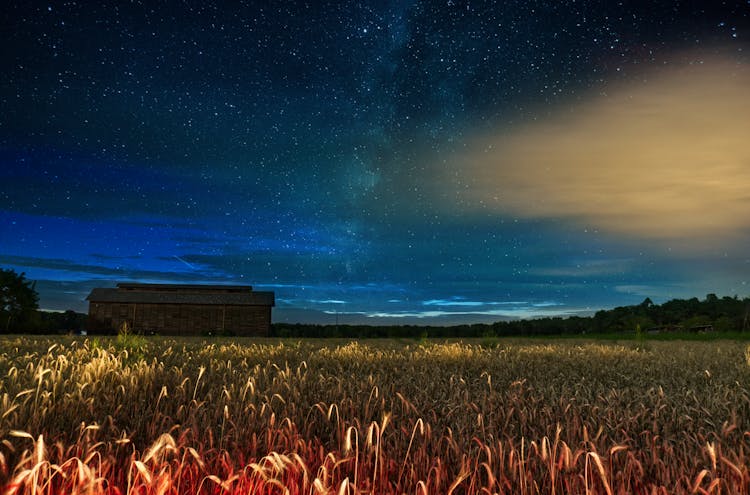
[[86, 283, 275, 336]]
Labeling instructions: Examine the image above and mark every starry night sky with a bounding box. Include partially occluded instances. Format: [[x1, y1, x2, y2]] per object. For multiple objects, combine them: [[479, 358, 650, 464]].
[[2, 1, 749, 324]]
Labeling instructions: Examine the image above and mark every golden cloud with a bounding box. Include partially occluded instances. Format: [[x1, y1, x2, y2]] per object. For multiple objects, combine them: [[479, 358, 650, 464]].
[[452, 57, 750, 245]]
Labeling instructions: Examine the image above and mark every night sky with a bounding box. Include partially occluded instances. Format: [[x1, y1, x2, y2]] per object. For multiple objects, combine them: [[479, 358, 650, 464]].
[[2, 1, 749, 325]]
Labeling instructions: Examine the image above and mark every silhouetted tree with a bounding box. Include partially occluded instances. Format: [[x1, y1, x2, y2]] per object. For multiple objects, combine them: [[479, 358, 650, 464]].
[[0, 268, 39, 332]]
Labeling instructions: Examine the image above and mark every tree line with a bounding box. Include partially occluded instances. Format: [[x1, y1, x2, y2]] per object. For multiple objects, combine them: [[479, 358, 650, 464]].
[[2, 267, 748, 336], [272, 294, 750, 338], [0, 268, 86, 333]]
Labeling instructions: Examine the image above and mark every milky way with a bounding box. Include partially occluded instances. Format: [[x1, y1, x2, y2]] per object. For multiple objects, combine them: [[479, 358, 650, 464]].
[[1, 1, 749, 324]]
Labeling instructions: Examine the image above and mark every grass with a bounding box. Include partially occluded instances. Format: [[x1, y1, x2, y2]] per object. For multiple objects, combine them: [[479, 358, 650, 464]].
[[0, 336, 748, 493]]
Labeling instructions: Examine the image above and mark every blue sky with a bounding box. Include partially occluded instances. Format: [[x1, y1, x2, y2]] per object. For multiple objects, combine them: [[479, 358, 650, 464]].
[[1, 1, 749, 324]]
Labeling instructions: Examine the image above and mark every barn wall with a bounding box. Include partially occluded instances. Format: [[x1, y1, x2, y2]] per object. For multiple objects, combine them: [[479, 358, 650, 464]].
[[88, 302, 271, 336], [88, 302, 132, 333]]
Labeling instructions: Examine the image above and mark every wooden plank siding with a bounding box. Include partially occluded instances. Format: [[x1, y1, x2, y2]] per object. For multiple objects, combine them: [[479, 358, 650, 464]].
[[87, 283, 274, 336]]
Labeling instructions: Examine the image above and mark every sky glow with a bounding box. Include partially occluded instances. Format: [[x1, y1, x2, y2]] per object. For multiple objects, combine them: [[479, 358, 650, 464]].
[[1, 1, 749, 324], [454, 58, 750, 245]]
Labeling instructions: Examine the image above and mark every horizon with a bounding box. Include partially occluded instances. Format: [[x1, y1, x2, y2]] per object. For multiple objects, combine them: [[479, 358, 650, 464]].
[[2, 2, 749, 325], [31, 283, 747, 328]]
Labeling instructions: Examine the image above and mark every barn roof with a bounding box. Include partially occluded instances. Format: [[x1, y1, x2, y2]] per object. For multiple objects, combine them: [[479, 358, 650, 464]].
[[87, 285, 275, 306], [117, 283, 253, 292]]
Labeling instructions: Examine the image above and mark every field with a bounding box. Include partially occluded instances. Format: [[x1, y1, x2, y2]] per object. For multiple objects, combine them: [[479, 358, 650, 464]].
[[0, 337, 749, 494]]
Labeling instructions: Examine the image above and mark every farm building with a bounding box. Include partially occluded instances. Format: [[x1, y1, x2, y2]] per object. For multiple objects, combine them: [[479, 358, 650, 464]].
[[86, 283, 275, 336]]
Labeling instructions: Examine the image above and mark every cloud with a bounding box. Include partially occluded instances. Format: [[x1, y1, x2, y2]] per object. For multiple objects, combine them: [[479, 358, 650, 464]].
[[422, 298, 485, 307], [451, 56, 750, 247], [353, 305, 586, 321], [529, 258, 635, 277]]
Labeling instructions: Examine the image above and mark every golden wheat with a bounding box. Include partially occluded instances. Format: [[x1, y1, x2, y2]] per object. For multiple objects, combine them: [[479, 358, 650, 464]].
[[0, 337, 748, 494]]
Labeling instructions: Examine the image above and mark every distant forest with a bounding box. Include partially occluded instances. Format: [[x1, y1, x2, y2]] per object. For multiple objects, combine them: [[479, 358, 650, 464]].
[[2, 264, 748, 337], [6, 295, 750, 337], [6, 295, 750, 338], [273, 294, 750, 339]]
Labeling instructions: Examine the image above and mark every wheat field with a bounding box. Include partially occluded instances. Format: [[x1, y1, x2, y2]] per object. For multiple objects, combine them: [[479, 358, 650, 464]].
[[0, 336, 748, 494]]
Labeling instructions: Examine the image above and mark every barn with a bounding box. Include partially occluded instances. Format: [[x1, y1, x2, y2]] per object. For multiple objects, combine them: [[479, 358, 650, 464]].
[[86, 283, 275, 336]]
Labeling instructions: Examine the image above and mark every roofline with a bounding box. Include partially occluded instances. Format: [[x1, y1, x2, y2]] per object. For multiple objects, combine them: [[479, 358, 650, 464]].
[[86, 284, 274, 306], [116, 283, 254, 291], [86, 288, 275, 306]]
